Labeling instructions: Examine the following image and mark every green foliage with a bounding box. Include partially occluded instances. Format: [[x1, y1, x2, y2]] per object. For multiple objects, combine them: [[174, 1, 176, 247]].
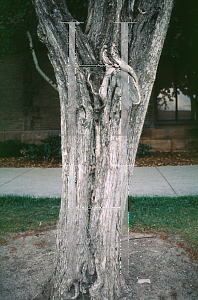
[[0, 0, 39, 62], [0, 135, 61, 160], [21, 135, 61, 160], [21, 143, 47, 160], [136, 143, 152, 157], [40, 134, 61, 154], [0, 0, 89, 62], [0, 140, 29, 158], [161, 0, 198, 101], [1, 137, 150, 160]]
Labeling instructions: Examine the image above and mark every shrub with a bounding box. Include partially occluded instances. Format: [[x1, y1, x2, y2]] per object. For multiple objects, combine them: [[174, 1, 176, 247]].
[[21, 135, 61, 160], [0, 140, 29, 158], [137, 143, 152, 157], [0, 137, 151, 160], [20, 144, 46, 160], [40, 135, 61, 158]]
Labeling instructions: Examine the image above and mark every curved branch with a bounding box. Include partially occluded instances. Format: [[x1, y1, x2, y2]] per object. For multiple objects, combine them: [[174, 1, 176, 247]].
[[99, 45, 141, 105], [26, 31, 58, 92], [111, 45, 141, 105], [98, 45, 116, 102]]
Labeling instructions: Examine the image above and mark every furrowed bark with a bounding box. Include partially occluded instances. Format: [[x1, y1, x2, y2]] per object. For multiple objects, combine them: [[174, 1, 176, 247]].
[[32, 0, 174, 299]]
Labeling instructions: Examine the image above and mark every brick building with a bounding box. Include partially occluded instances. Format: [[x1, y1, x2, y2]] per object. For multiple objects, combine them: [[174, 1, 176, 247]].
[[0, 51, 60, 144], [0, 49, 198, 152]]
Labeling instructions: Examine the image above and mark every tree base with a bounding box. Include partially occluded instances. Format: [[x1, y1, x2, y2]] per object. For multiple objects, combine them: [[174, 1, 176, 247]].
[[33, 279, 51, 300], [33, 276, 133, 300]]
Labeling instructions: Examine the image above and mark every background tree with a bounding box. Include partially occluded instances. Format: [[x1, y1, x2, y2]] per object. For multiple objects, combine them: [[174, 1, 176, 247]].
[[30, 0, 174, 299], [155, 0, 198, 116], [0, 0, 37, 62], [0, 0, 88, 62]]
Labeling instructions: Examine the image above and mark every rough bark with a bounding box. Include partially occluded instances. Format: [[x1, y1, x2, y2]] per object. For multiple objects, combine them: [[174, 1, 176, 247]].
[[32, 0, 174, 299]]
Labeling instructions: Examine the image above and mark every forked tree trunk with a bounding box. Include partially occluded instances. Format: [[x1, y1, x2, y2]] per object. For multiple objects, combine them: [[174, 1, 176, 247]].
[[32, 0, 174, 299]]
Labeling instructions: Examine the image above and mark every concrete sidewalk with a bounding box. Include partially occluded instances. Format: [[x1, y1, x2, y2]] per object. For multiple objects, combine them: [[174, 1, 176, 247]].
[[0, 165, 198, 198]]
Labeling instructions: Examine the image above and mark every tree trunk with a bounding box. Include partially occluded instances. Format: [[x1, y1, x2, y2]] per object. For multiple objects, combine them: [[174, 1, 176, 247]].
[[32, 0, 174, 299]]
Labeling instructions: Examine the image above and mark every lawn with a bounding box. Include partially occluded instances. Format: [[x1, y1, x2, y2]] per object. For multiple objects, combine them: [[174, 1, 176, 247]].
[[129, 195, 198, 252], [0, 194, 197, 254], [0, 195, 60, 234]]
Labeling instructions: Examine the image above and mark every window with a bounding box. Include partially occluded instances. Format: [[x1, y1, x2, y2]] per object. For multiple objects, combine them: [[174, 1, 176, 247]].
[[156, 56, 197, 123]]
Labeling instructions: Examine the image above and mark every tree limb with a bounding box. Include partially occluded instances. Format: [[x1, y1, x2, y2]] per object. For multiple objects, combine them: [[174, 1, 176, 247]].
[[26, 31, 58, 91]]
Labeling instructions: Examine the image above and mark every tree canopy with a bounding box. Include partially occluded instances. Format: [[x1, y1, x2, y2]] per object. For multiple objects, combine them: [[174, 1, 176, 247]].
[[0, 0, 88, 62], [159, 0, 198, 101], [0, 0, 37, 61]]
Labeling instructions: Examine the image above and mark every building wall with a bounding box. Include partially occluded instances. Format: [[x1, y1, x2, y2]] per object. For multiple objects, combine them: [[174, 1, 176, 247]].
[[22, 51, 60, 131], [0, 51, 198, 151], [0, 53, 23, 132], [140, 127, 198, 152], [0, 50, 60, 144], [141, 88, 198, 152]]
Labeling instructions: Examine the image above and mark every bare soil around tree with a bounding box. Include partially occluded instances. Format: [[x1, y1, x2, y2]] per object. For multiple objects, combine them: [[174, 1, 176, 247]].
[[0, 227, 198, 300], [1, 152, 198, 299]]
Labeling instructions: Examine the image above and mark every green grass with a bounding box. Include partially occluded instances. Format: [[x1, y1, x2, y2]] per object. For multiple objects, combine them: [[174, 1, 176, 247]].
[[0, 195, 61, 235], [0, 195, 198, 254], [129, 195, 198, 251]]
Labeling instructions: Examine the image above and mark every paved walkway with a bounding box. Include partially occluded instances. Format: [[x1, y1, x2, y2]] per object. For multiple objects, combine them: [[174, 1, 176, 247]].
[[0, 165, 198, 197]]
